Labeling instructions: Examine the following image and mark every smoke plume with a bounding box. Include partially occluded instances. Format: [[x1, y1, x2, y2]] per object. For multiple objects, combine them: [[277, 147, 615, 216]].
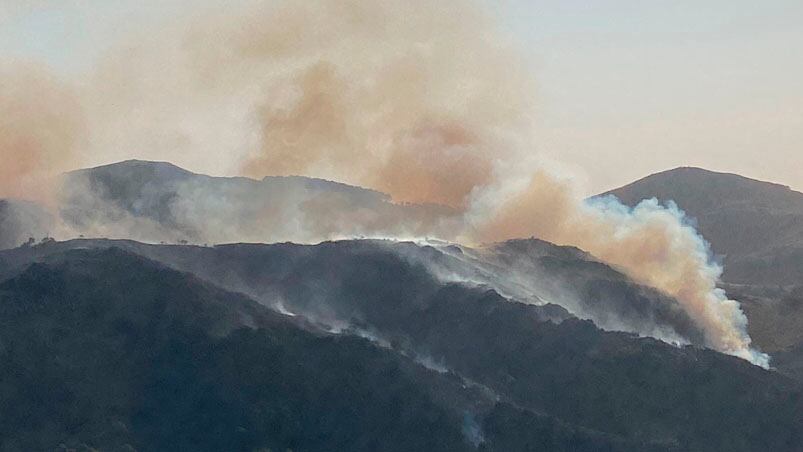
[[162, 0, 761, 364], [82, 0, 535, 208], [0, 0, 767, 365], [0, 63, 85, 204], [473, 172, 765, 364]]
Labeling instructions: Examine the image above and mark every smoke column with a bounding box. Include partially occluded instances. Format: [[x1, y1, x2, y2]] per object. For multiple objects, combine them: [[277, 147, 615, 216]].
[[0, 0, 768, 365]]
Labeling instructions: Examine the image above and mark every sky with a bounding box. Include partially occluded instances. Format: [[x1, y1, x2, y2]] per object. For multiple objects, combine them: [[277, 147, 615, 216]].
[[1, 0, 801, 194]]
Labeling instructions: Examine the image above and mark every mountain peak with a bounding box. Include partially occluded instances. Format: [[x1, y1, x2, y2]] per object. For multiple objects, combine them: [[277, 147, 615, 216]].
[[602, 166, 803, 215], [68, 159, 196, 179], [598, 166, 803, 286]]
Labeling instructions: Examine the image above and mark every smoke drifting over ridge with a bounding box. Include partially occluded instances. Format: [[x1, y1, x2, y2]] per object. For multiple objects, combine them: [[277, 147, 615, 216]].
[[0, 0, 767, 365], [475, 173, 760, 363]]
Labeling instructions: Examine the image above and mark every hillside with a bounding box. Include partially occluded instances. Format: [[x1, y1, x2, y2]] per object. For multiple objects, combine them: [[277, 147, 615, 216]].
[[4, 247, 659, 451], [2, 240, 801, 451]]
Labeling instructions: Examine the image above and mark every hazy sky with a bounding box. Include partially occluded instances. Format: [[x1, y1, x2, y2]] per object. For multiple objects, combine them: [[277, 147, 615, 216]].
[[1, 0, 801, 194]]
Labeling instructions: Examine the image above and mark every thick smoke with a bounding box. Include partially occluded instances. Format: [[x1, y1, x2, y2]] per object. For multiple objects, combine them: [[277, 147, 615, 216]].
[[234, 1, 523, 209], [0, 0, 767, 365], [84, 0, 535, 208], [0, 63, 85, 203], [474, 172, 766, 365], [152, 0, 760, 364]]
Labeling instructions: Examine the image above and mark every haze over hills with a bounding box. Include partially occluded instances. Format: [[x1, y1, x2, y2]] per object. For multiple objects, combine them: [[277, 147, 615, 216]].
[[0, 161, 785, 357], [57, 159, 459, 245], [0, 199, 54, 250], [3, 161, 803, 450], [1, 161, 798, 358], [0, 160, 774, 366]]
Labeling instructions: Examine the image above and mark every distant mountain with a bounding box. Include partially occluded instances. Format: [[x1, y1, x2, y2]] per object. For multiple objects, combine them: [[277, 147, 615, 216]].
[[2, 239, 801, 451], [57, 160, 459, 245], [600, 167, 803, 285]]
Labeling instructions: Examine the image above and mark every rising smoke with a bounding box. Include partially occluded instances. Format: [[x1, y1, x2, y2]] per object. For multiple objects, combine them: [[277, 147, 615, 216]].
[[474, 173, 764, 364], [0, 63, 85, 204], [0, 0, 767, 365]]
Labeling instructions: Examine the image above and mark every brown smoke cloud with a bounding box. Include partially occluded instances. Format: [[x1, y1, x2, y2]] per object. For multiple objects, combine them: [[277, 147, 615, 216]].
[[0, 63, 85, 204], [473, 172, 762, 363], [169, 0, 536, 207], [176, 0, 761, 363], [0, 0, 767, 365]]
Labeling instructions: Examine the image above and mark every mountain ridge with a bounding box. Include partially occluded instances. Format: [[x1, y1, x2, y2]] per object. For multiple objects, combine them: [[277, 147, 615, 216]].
[[2, 242, 800, 451], [599, 166, 803, 283], [53, 159, 459, 245], [601, 166, 803, 213]]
